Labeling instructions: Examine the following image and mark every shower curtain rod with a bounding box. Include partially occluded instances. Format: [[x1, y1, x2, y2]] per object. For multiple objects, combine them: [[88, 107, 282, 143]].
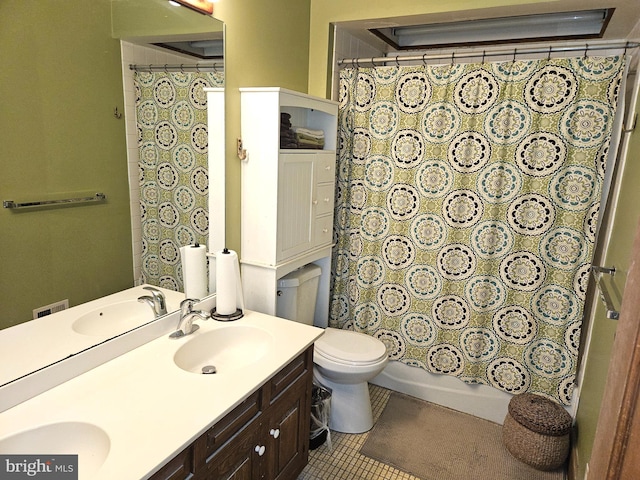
[[129, 63, 223, 72], [338, 41, 640, 66]]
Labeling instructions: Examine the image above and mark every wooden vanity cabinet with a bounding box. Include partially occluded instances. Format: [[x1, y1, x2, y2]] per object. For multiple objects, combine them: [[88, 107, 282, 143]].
[[148, 346, 313, 480], [147, 444, 196, 480]]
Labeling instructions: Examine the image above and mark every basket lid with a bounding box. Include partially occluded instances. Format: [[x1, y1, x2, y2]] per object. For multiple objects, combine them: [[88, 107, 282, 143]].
[[508, 393, 572, 436]]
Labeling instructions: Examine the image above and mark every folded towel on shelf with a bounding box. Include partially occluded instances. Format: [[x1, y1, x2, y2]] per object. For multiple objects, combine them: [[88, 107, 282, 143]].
[[293, 126, 325, 149], [280, 128, 299, 149], [281, 112, 292, 127], [297, 138, 324, 149], [293, 127, 325, 139]]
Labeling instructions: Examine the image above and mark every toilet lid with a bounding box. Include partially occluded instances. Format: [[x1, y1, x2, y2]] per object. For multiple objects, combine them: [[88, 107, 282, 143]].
[[315, 328, 388, 365]]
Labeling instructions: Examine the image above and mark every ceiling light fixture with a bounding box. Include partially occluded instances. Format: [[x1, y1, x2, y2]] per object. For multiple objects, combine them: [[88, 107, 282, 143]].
[[371, 9, 613, 50]]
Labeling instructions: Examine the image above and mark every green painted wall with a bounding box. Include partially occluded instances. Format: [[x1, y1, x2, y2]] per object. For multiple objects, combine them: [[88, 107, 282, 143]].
[[0, 0, 133, 328], [210, 0, 312, 253]]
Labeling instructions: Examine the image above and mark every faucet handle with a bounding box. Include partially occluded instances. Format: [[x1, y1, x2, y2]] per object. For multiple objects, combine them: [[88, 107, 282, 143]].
[[144, 286, 167, 315], [180, 298, 200, 316]]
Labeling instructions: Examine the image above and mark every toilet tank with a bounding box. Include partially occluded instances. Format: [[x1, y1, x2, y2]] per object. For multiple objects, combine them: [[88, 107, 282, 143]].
[[276, 264, 322, 325]]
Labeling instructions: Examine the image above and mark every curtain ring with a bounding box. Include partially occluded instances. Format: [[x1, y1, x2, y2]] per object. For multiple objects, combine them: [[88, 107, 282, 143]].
[[481, 50, 486, 65], [148, 64, 153, 73], [422, 53, 428, 66], [180, 64, 185, 73], [512, 48, 517, 63], [163, 64, 168, 73], [196, 64, 201, 73], [584, 44, 589, 59], [451, 52, 455, 66], [395, 56, 400, 67], [547, 46, 552, 61], [371, 57, 375, 67]]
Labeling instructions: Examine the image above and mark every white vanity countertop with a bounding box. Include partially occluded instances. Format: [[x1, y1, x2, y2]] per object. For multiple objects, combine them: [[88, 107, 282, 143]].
[[0, 311, 323, 480]]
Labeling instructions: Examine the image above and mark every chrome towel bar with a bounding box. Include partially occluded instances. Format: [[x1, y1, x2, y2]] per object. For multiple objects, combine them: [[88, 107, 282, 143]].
[[3, 193, 106, 210], [591, 265, 619, 320]]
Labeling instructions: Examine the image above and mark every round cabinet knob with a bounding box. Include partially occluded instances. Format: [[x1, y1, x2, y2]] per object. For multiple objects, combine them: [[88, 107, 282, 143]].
[[325, 165, 331, 171], [270, 428, 280, 439], [313, 200, 318, 205], [255, 445, 266, 456], [324, 197, 330, 203]]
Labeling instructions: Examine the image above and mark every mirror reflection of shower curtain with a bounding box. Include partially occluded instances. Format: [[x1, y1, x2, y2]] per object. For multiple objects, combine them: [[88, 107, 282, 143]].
[[331, 55, 627, 405], [135, 71, 224, 292]]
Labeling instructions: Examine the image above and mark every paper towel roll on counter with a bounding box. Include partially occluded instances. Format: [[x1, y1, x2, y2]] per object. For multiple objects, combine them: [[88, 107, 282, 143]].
[[180, 243, 208, 299], [216, 248, 244, 316]]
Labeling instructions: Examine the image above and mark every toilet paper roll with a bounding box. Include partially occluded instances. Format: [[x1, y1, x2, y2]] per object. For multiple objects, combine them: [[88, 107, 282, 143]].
[[216, 248, 243, 315], [180, 244, 208, 299]]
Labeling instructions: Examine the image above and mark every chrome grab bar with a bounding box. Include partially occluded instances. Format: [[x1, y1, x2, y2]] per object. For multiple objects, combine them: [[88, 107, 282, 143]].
[[591, 265, 619, 320], [3, 193, 106, 209]]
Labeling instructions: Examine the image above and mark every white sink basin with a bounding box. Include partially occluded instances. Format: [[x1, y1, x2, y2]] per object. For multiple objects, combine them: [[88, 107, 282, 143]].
[[72, 300, 155, 336], [0, 422, 110, 476], [173, 325, 274, 374]]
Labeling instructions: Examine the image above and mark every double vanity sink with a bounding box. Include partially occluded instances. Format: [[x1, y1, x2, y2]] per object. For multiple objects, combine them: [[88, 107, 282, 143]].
[[0, 288, 323, 479]]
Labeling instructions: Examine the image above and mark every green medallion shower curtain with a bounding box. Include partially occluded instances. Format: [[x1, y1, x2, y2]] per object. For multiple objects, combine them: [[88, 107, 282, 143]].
[[331, 56, 625, 404], [135, 71, 224, 291]]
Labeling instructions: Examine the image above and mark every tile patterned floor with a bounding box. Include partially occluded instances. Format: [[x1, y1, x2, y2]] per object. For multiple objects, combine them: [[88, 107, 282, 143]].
[[297, 384, 421, 480]]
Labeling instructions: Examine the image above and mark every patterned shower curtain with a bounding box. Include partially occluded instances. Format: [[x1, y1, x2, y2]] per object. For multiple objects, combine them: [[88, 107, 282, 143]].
[[331, 56, 625, 405], [135, 71, 224, 291]]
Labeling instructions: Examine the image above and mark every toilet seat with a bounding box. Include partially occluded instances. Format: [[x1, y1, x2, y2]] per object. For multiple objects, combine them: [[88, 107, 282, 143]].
[[315, 328, 388, 366]]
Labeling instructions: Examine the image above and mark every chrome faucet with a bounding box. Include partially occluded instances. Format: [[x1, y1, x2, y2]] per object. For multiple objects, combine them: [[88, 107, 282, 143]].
[[137, 286, 167, 317], [170, 298, 211, 338]]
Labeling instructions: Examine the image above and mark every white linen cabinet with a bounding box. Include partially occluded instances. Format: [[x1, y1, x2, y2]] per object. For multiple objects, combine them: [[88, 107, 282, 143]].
[[239, 88, 338, 327]]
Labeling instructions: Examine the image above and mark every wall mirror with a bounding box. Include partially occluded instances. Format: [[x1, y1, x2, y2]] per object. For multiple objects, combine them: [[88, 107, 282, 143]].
[[0, 0, 224, 390]]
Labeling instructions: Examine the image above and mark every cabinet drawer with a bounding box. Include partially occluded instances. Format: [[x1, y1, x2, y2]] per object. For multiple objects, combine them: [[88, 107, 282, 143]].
[[315, 153, 336, 184], [267, 348, 311, 405], [315, 183, 335, 216], [197, 390, 263, 464], [313, 216, 333, 248]]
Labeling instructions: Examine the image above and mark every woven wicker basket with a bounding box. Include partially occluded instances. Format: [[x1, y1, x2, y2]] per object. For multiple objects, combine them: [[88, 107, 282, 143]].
[[502, 393, 572, 471]]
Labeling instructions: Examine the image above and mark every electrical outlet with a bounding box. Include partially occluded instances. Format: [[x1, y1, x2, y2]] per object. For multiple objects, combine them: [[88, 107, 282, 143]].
[[33, 299, 69, 319]]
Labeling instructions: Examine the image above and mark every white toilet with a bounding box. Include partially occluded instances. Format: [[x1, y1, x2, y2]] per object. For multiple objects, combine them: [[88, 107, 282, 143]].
[[277, 264, 389, 434]]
